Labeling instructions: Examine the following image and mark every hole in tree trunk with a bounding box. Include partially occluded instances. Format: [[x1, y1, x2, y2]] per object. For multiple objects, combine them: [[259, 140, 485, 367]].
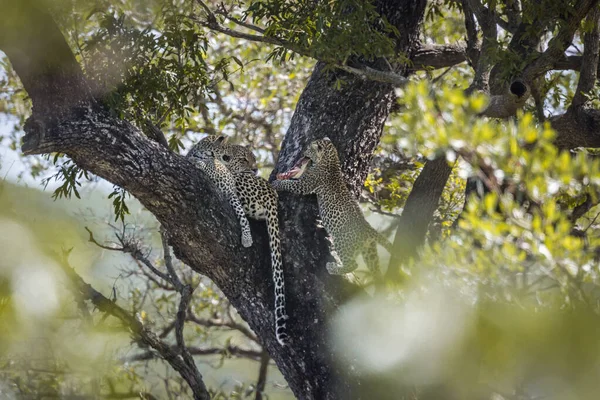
[[510, 80, 528, 97]]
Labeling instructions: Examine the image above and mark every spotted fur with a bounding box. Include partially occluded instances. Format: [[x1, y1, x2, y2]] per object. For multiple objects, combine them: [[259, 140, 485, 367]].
[[207, 136, 289, 346], [273, 138, 392, 277], [187, 136, 252, 248]]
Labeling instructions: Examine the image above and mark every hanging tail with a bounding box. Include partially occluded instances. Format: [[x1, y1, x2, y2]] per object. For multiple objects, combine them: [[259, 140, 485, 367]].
[[266, 206, 289, 345]]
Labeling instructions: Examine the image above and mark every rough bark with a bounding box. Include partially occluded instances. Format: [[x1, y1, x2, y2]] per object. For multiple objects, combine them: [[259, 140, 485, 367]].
[[0, 0, 426, 399], [552, 105, 600, 150], [0, 2, 352, 399], [411, 44, 468, 71]]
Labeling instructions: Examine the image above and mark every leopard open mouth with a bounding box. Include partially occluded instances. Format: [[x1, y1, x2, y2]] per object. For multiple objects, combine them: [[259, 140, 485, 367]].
[[276, 157, 312, 180]]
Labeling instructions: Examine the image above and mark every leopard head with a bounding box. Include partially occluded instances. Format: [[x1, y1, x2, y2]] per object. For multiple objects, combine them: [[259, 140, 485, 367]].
[[186, 135, 227, 161], [276, 137, 340, 180], [218, 144, 258, 174]]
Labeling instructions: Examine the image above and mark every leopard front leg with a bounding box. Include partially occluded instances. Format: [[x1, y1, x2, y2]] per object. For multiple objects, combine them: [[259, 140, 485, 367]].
[[224, 185, 253, 248], [202, 160, 253, 248], [271, 178, 313, 195], [187, 143, 252, 248]]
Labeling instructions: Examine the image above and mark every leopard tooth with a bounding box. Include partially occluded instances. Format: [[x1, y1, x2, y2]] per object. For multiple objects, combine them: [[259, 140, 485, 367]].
[[293, 158, 310, 178]]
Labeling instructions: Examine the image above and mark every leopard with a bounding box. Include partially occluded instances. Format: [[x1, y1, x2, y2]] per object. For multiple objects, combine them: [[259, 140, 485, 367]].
[[205, 136, 289, 346], [272, 137, 392, 279], [186, 136, 253, 248]]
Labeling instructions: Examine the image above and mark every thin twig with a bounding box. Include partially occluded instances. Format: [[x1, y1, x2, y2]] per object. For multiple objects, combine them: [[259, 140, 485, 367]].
[[584, 210, 600, 233], [188, 9, 455, 87], [123, 345, 263, 362], [187, 311, 259, 343], [160, 227, 183, 291], [85, 227, 173, 290], [214, 5, 265, 34], [254, 350, 270, 400]]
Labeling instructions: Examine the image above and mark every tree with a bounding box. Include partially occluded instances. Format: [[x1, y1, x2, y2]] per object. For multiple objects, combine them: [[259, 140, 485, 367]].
[[1, 0, 600, 399]]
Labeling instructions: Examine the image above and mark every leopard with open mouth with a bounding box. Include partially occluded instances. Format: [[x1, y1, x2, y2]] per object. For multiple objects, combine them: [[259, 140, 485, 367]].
[[273, 137, 392, 278]]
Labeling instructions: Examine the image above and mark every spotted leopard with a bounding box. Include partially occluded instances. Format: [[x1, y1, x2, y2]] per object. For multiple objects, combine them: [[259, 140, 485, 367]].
[[273, 137, 392, 277], [186, 136, 252, 248], [207, 136, 289, 346]]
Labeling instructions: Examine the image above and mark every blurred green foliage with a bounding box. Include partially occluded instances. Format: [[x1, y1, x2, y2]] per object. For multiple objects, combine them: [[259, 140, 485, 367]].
[[332, 82, 600, 399]]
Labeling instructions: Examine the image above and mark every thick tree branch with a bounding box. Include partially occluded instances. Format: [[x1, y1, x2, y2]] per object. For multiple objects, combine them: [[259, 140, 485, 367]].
[[142, 119, 170, 149], [489, 10, 547, 94], [0, 0, 91, 122], [464, 0, 597, 120], [463, 0, 531, 118], [530, 78, 547, 121], [464, 0, 498, 93], [461, 0, 480, 67], [336, 64, 408, 86], [503, 0, 522, 32], [551, 104, 600, 149], [387, 157, 453, 280], [479, 79, 530, 118], [554, 55, 593, 71], [410, 44, 468, 70]]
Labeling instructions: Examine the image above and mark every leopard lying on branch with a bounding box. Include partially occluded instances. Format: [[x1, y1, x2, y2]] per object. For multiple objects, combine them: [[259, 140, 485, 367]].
[[188, 136, 289, 346]]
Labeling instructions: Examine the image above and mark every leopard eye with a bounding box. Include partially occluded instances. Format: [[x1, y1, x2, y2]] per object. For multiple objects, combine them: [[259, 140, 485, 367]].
[[222, 155, 231, 162]]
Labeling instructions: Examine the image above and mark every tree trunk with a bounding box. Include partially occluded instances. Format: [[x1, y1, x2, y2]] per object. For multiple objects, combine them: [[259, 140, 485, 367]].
[[0, 0, 426, 398]]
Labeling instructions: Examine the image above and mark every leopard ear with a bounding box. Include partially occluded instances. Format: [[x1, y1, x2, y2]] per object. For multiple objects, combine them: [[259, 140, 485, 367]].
[[322, 136, 331, 141], [216, 135, 229, 145]]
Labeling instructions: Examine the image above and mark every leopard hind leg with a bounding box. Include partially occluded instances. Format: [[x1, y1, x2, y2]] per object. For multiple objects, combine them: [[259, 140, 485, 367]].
[[326, 238, 358, 275]]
